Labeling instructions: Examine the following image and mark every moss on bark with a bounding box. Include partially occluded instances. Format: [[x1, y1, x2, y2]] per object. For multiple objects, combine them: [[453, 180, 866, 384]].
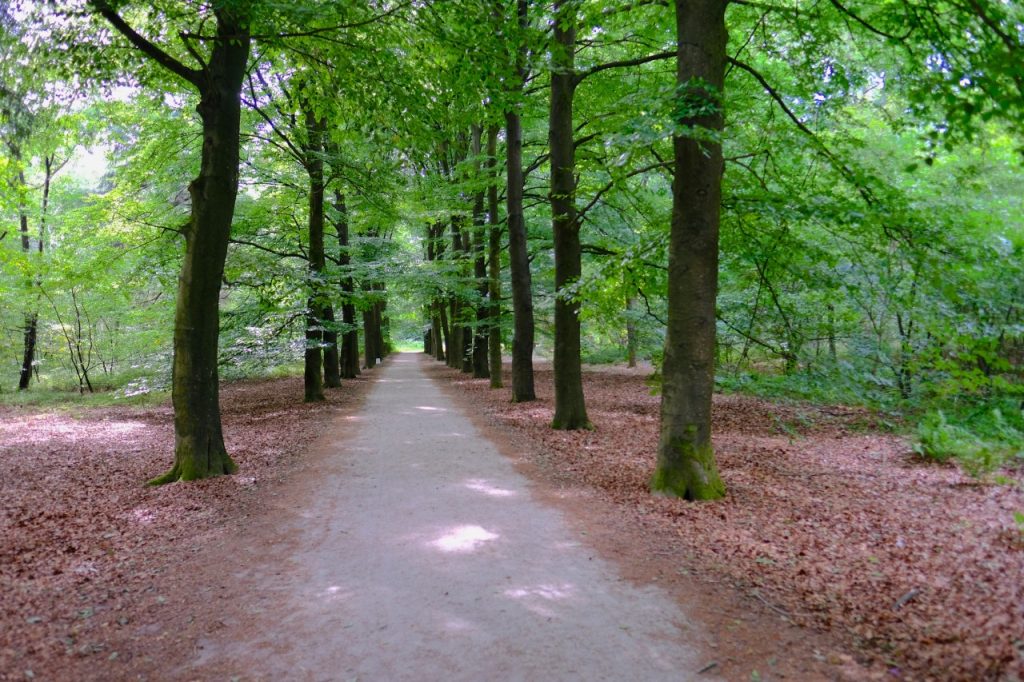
[[650, 438, 725, 501], [148, 449, 237, 486]]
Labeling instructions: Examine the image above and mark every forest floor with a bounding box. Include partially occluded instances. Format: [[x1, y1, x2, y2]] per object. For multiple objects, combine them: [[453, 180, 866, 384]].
[[430, 360, 1024, 681], [0, 372, 375, 681], [1, 354, 1021, 680]]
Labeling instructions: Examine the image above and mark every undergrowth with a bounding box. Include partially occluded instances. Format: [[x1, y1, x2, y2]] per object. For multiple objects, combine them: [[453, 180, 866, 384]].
[[714, 365, 1024, 478]]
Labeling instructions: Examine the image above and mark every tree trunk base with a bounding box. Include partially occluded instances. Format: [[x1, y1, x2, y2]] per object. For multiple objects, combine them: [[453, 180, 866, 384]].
[[551, 414, 593, 430], [148, 451, 238, 486], [650, 439, 725, 501]]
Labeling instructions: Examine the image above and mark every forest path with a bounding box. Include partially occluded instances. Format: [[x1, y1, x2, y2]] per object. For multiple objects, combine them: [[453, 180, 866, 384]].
[[188, 352, 712, 681]]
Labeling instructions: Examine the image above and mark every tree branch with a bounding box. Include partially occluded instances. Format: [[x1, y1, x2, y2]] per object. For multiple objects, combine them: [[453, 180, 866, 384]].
[[727, 56, 875, 205], [250, 1, 412, 39], [90, 1, 202, 87], [578, 160, 672, 221], [601, 0, 668, 17], [829, 0, 913, 41], [575, 50, 674, 85], [229, 237, 307, 260]]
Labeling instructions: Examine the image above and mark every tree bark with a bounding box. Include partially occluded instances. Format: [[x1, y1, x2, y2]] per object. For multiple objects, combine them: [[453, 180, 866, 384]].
[[303, 107, 326, 402], [363, 304, 377, 369], [18, 312, 38, 391], [322, 303, 341, 387], [549, 0, 590, 430], [651, 0, 727, 501], [448, 299, 460, 369], [439, 299, 452, 362], [505, 0, 536, 402], [486, 125, 504, 388], [426, 221, 447, 362], [373, 294, 387, 358], [447, 217, 464, 370], [131, 9, 251, 484], [432, 312, 445, 361], [472, 125, 491, 379], [331, 189, 360, 379], [626, 295, 638, 368], [16, 166, 38, 390]]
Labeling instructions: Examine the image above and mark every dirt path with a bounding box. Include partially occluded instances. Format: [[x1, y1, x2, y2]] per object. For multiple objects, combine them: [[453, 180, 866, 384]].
[[186, 353, 715, 680]]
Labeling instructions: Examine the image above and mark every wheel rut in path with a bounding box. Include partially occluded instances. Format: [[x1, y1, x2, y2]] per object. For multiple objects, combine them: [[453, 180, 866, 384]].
[[190, 353, 714, 681]]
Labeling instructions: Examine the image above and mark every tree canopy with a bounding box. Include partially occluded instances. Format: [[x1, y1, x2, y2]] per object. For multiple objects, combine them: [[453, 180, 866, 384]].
[[1, 0, 1021, 491]]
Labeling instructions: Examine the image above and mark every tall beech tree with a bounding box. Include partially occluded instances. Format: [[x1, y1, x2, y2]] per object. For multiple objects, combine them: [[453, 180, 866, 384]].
[[91, 0, 251, 483], [485, 125, 504, 388], [503, 0, 537, 402], [1, 60, 44, 391], [243, 68, 338, 401], [302, 104, 327, 401], [330, 188, 361, 379], [470, 124, 490, 380], [650, 0, 727, 500], [549, 0, 590, 429]]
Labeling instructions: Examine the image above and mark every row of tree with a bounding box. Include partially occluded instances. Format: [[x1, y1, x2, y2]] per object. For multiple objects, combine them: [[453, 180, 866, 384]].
[[2, 0, 1020, 498]]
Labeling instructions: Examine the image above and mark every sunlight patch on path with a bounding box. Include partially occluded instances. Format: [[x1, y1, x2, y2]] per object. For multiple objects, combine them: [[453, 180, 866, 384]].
[[430, 525, 499, 552], [464, 479, 517, 498]]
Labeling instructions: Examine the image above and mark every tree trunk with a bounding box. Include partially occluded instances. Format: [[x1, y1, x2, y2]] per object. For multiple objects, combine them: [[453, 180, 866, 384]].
[[303, 108, 326, 402], [16, 179, 37, 390], [322, 303, 341, 387], [151, 13, 251, 484], [331, 189, 360, 379], [471, 125, 490, 379], [827, 303, 837, 361], [448, 301, 462, 369], [486, 125, 504, 388], [363, 305, 377, 369], [439, 300, 452, 363], [549, 0, 590, 430], [505, 0, 536, 402], [651, 0, 727, 501], [18, 312, 38, 390], [373, 295, 386, 358], [13, 156, 39, 391], [626, 296, 638, 368], [432, 311, 445, 361]]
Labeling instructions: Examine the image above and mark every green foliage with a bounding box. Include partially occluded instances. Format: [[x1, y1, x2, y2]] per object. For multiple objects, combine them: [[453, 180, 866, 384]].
[[913, 408, 1024, 477], [1, 0, 1021, 464], [913, 410, 971, 463]]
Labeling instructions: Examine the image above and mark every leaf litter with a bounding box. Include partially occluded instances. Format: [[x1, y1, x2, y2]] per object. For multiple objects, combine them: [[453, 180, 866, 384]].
[[434, 362, 1024, 681], [0, 375, 371, 681]]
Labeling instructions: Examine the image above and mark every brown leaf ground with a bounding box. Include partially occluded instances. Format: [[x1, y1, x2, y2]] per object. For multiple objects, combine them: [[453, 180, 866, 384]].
[[433, 362, 1024, 681], [0, 375, 372, 681]]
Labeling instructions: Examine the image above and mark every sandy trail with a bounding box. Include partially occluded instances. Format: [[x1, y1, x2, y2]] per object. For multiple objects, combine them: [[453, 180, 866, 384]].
[[189, 353, 712, 681]]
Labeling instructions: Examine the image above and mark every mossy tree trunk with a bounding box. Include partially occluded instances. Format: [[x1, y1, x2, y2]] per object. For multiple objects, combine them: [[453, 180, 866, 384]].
[[651, 0, 727, 501], [549, 0, 590, 430], [92, 3, 251, 484]]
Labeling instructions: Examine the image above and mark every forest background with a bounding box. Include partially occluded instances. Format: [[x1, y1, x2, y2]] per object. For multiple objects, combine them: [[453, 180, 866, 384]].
[[2, 0, 1021, 475], [2, 0, 1024, 678]]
